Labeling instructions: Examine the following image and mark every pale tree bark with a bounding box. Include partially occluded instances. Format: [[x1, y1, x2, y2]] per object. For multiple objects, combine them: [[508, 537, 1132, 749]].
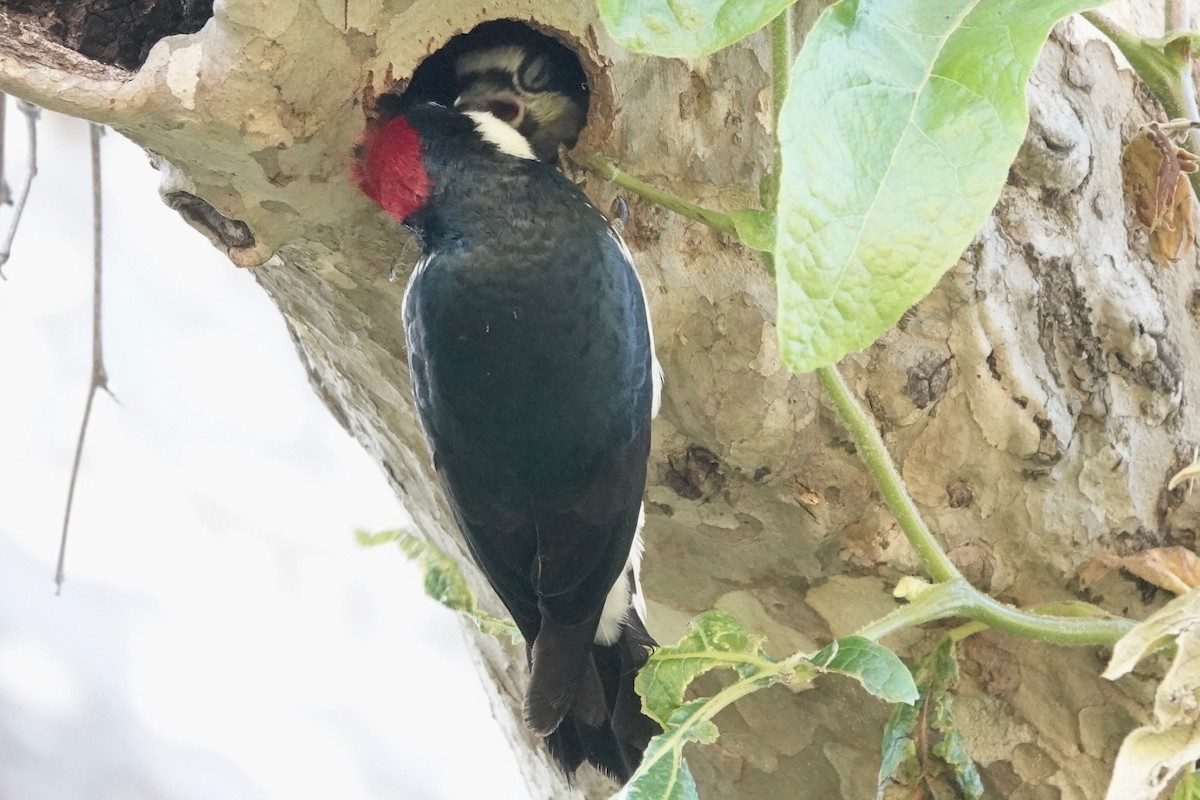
[[2, 1, 1197, 797]]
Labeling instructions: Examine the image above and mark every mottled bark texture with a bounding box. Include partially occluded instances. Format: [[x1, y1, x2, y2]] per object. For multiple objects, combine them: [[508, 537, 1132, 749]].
[[0, 0, 212, 70], [1, 1, 1196, 797]]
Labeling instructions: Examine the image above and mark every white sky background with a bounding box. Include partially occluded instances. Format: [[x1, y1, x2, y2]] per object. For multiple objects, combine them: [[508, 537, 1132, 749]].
[[0, 107, 528, 799]]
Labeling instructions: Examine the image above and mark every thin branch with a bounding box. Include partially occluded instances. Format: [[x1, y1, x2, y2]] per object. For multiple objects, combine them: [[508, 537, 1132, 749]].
[[750, 9, 794, 278], [0, 99, 39, 279], [56, 123, 110, 594]]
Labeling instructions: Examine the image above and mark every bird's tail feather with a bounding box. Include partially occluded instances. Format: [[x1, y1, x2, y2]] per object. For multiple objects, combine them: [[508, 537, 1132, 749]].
[[538, 612, 660, 784], [525, 618, 606, 735]]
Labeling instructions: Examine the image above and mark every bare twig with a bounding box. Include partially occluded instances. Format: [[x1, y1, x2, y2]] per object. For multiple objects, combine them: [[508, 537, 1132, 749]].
[[0, 99, 40, 280], [56, 123, 111, 594]]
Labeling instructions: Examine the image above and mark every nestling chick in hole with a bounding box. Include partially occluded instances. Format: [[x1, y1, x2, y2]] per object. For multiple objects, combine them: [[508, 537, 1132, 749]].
[[391, 20, 589, 163]]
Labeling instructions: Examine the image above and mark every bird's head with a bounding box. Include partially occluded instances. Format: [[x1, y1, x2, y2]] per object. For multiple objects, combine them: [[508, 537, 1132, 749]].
[[352, 102, 537, 223], [452, 43, 587, 162], [352, 112, 433, 224]]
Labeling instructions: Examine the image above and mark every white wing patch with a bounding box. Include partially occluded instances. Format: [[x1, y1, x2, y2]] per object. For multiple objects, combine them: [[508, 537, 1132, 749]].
[[608, 228, 664, 418], [464, 110, 536, 160], [629, 505, 647, 622], [456, 45, 527, 78], [594, 504, 647, 646]]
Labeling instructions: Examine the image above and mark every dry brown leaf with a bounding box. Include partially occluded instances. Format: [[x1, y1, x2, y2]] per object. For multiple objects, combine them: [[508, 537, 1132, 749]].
[[1122, 546, 1200, 595], [1122, 121, 1199, 265], [1078, 553, 1124, 587], [1150, 176, 1195, 265], [1080, 547, 1200, 596]]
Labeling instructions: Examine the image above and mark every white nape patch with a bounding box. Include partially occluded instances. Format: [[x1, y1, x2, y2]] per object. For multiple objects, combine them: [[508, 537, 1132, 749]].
[[464, 111, 536, 160], [456, 45, 527, 78], [595, 505, 648, 646], [608, 229, 664, 418]]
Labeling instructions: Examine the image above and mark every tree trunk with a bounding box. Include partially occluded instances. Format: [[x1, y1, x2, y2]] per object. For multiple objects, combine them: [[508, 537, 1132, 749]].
[[1, 1, 1193, 797]]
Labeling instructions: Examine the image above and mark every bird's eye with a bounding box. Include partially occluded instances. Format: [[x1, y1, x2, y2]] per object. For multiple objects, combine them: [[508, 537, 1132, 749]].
[[487, 99, 522, 123], [517, 56, 550, 91]]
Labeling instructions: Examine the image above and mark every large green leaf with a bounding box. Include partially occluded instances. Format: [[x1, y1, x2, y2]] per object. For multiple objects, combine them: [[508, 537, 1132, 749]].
[[775, 0, 1102, 372], [622, 701, 715, 800], [812, 636, 918, 704], [598, 0, 794, 58], [635, 609, 777, 726], [622, 611, 783, 799], [626, 613, 918, 798]]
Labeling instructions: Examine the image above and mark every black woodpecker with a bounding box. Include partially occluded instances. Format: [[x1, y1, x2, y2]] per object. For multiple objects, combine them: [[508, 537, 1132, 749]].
[[353, 102, 662, 782]]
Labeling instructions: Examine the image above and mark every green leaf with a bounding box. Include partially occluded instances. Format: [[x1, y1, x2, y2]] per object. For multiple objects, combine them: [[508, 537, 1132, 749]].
[[636, 609, 777, 726], [598, 0, 794, 58], [1172, 767, 1200, 800], [878, 704, 920, 782], [623, 700, 714, 800], [933, 723, 984, 800], [812, 635, 918, 704], [628, 616, 920, 799], [625, 611, 799, 799], [730, 208, 776, 252], [775, 0, 1103, 372], [877, 637, 983, 800], [361, 530, 523, 643]]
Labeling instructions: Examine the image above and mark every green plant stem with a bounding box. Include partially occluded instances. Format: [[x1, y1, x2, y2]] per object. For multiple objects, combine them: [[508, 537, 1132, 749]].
[[770, 10, 791, 138], [750, 8, 793, 278], [1083, 12, 1189, 118], [581, 16, 1139, 651], [764, 8, 791, 214], [817, 366, 1135, 645], [855, 580, 1132, 645], [816, 366, 961, 583], [573, 150, 738, 237], [943, 601, 1117, 643], [1166, 0, 1200, 154]]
